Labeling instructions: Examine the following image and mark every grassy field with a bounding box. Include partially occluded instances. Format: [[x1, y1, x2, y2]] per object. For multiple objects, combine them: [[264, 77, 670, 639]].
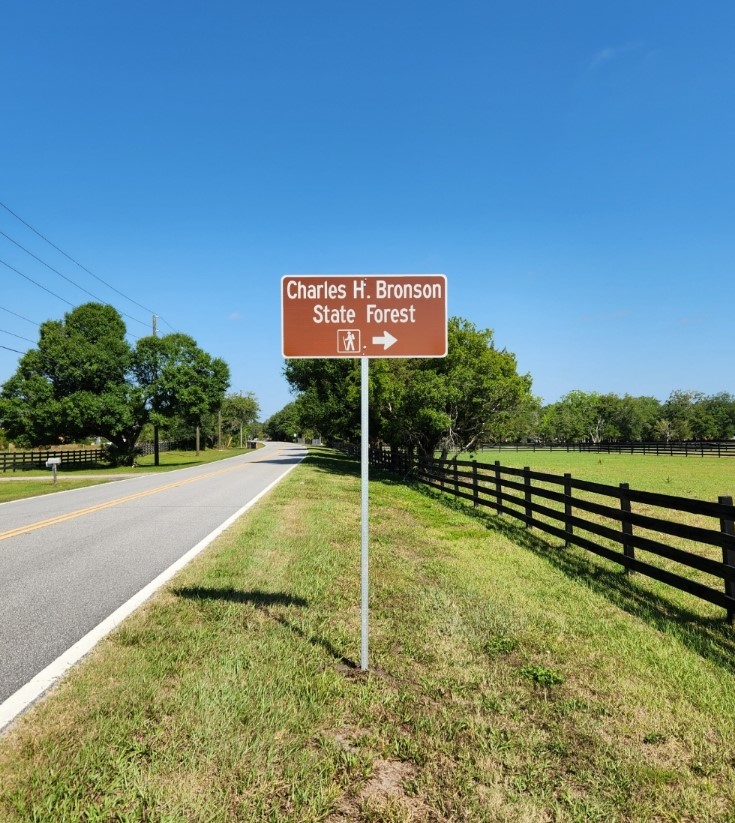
[[436, 449, 735, 627], [463, 449, 735, 502], [2, 448, 735, 821]]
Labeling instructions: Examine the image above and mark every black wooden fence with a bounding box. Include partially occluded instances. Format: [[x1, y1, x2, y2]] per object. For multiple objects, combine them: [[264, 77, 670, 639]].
[[136, 440, 182, 456], [368, 448, 735, 622], [479, 441, 735, 457], [0, 448, 105, 472]]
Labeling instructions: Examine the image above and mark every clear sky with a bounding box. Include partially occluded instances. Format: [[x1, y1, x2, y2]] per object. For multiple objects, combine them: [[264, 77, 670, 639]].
[[1, 1, 733, 420]]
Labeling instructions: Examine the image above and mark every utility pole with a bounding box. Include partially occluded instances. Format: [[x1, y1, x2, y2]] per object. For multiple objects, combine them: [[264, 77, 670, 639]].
[[153, 315, 160, 467]]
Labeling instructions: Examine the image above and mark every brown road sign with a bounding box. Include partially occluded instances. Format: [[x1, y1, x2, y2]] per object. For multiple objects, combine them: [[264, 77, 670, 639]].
[[282, 274, 447, 358]]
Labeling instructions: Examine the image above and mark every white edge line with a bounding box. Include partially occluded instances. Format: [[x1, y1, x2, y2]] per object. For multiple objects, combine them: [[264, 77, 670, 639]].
[[0, 450, 306, 735]]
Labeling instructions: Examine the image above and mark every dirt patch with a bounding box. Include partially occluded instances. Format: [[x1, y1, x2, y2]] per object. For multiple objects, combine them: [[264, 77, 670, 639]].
[[328, 730, 434, 821]]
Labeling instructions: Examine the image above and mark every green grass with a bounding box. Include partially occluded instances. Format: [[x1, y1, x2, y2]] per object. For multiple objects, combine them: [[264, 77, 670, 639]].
[[2, 448, 735, 820], [463, 448, 735, 502], [440, 449, 735, 627]]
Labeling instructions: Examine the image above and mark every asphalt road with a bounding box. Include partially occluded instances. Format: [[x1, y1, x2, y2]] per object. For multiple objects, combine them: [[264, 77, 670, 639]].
[[0, 441, 305, 708]]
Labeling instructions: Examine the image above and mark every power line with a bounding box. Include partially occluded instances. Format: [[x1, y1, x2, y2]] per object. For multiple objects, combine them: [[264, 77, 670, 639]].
[[0, 230, 149, 330], [0, 344, 24, 354], [0, 200, 174, 331], [0, 327, 35, 344], [0, 256, 75, 307], [0, 305, 38, 326]]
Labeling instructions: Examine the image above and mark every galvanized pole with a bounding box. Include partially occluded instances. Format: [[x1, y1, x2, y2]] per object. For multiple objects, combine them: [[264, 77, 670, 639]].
[[361, 356, 369, 670]]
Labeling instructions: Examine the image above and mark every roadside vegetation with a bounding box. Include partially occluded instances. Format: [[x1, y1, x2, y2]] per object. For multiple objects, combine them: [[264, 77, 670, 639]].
[[2, 448, 735, 821]]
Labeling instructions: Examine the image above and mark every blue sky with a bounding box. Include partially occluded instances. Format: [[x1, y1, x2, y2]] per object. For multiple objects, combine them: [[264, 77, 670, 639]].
[[1, 1, 733, 419]]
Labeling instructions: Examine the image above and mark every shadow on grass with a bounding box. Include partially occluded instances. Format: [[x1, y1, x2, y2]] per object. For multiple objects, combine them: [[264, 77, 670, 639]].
[[174, 586, 308, 608], [173, 585, 357, 668], [272, 614, 358, 669], [304, 448, 361, 478], [409, 482, 735, 677]]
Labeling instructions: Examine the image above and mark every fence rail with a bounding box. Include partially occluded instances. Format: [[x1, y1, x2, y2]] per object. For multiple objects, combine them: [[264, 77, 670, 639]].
[[0, 448, 105, 472], [368, 448, 735, 622], [136, 440, 182, 456], [478, 441, 735, 457]]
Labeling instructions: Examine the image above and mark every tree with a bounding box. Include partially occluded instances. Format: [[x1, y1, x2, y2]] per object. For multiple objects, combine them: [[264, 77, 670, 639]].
[[0, 303, 147, 462], [284, 359, 361, 442], [134, 333, 230, 455], [284, 316, 534, 458], [538, 391, 604, 443], [221, 391, 260, 447], [662, 390, 701, 441], [609, 395, 661, 442], [0, 303, 230, 465], [691, 393, 735, 440], [264, 401, 302, 441]]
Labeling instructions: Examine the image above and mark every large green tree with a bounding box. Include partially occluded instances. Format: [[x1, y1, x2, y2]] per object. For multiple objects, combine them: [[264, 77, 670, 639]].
[[284, 316, 533, 457], [0, 303, 146, 460], [263, 401, 303, 442], [0, 303, 230, 464], [284, 359, 361, 442], [221, 391, 260, 447], [134, 332, 230, 455]]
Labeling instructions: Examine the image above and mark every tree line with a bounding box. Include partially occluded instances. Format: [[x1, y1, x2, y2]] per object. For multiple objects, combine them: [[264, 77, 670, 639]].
[[4, 305, 730, 463], [536, 389, 735, 444], [265, 317, 735, 451], [0, 303, 260, 464], [266, 317, 534, 456]]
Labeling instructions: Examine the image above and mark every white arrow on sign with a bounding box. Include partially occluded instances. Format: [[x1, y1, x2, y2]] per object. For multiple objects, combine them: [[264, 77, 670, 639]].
[[372, 331, 397, 350]]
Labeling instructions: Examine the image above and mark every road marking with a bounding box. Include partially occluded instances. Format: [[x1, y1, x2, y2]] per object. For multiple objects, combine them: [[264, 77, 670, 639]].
[[0, 450, 283, 543], [0, 446, 305, 735]]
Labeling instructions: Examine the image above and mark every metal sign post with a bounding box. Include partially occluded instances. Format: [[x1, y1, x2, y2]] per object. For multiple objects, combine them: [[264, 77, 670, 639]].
[[361, 356, 370, 669], [281, 274, 447, 671]]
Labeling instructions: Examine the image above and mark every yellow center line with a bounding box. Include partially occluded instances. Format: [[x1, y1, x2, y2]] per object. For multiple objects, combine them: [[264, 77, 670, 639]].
[[0, 448, 284, 543]]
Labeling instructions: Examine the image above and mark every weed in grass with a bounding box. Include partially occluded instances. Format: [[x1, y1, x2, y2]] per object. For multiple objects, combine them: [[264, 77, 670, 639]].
[[520, 664, 564, 688], [483, 636, 518, 656], [643, 731, 668, 745]]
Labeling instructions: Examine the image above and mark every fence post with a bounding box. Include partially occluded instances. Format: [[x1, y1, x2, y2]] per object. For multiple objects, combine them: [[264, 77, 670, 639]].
[[453, 458, 459, 496], [718, 496, 735, 624], [494, 460, 502, 514], [620, 483, 634, 574], [472, 461, 479, 508], [564, 473, 573, 547], [524, 466, 532, 528]]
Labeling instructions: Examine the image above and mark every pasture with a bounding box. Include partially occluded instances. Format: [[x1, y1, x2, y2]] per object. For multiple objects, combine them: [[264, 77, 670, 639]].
[[465, 449, 734, 502]]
